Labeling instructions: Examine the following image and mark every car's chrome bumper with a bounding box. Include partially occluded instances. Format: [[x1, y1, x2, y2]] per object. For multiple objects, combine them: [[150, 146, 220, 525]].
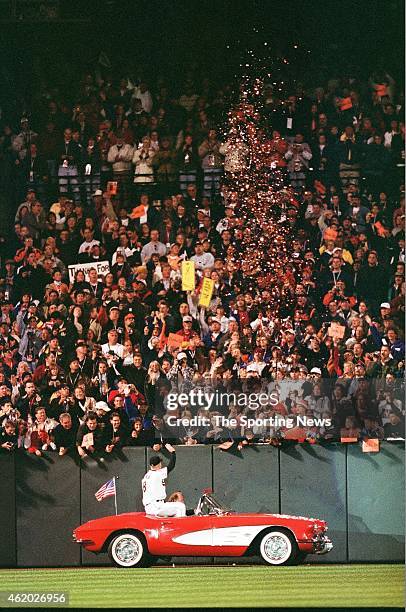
[[312, 533, 333, 554]]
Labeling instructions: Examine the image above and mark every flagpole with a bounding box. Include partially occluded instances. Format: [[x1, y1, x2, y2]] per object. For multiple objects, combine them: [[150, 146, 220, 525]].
[[114, 476, 118, 515]]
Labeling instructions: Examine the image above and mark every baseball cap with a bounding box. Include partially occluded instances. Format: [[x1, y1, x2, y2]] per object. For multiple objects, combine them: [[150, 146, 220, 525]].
[[285, 329, 295, 335], [182, 315, 193, 323], [95, 401, 111, 412], [92, 189, 103, 197], [380, 302, 391, 309], [177, 352, 187, 361], [150, 456, 162, 467], [310, 367, 322, 375]]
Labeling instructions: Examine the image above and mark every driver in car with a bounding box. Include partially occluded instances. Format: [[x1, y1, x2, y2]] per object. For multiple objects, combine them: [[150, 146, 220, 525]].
[[142, 443, 186, 517]]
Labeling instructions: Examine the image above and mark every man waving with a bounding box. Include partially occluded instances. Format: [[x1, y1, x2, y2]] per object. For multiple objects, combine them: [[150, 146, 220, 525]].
[[142, 443, 186, 517]]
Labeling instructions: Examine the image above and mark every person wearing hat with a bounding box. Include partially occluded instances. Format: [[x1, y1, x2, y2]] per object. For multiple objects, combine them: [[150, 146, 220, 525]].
[[167, 351, 195, 391], [202, 316, 224, 350], [281, 328, 299, 356], [175, 315, 199, 344], [141, 443, 186, 517]]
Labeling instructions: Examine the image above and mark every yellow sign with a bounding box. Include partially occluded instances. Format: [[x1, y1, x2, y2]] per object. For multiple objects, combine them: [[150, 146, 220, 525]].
[[181, 260, 195, 291], [199, 277, 215, 308]]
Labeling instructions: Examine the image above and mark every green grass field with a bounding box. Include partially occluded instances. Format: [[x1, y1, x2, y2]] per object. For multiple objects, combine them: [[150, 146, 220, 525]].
[[0, 564, 403, 608]]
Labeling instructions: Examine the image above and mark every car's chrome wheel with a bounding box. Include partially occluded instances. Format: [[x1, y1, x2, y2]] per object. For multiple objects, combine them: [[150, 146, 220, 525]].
[[259, 530, 296, 565], [108, 533, 146, 568]]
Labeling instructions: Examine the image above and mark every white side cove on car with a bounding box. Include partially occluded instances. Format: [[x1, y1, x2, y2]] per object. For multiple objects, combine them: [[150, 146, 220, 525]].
[[172, 525, 273, 547]]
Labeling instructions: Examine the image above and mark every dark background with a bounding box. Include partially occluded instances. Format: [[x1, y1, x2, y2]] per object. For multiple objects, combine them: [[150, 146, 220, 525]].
[[0, 0, 404, 110]]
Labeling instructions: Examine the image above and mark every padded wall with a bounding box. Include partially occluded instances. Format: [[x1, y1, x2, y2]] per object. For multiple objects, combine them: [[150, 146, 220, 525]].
[[15, 452, 81, 567], [347, 442, 404, 561], [0, 453, 16, 566], [213, 444, 280, 513], [279, 443, 347, 563]]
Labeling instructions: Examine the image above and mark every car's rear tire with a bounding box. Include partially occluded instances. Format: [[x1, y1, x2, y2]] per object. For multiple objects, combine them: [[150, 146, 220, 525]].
[[259, 529, 298, 566], [108, 533, 151, 568]]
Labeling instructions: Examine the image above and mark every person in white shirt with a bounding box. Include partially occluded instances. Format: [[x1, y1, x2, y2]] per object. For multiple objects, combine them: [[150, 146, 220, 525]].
[[107, 134, 134, 205], [384, 120, 400, 148], [101, 329, 125, 359], [78, 228, 101, 255], [216, 205, 235, 234], [107, 135, 134, 174], [142, 444, 186, 517], [131, 82, 153, 113], [246, 350, 267, 376], [133, 136, 155, 184], [191, 242, 214, 270]]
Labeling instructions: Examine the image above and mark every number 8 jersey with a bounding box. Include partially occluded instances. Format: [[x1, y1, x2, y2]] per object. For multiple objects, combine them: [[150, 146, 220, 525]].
[[142, 467, 168, 506]]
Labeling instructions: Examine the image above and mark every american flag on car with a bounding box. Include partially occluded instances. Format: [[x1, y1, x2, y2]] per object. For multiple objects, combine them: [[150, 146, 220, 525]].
[[95, 478, 116, 502]]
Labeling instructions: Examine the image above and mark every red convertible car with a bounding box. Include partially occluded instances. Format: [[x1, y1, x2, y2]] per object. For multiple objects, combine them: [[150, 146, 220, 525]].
[[73, 493, 333, 567]]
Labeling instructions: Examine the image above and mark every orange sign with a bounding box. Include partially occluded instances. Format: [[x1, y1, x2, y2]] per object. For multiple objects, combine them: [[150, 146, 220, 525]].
[[340, 97, 353, 111], [324, 228, 338, 242], [130, 204, 146, 219], [362, 439, 380, 453], [167, 333, 185, 349]]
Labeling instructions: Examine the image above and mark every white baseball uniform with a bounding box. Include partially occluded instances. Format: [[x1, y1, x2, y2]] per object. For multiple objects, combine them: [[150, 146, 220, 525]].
[[142, 463, 186, 517]]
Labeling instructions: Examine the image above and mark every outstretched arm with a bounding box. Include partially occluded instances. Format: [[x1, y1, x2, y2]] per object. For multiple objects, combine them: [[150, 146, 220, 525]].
[[165, 443, 176, 472]]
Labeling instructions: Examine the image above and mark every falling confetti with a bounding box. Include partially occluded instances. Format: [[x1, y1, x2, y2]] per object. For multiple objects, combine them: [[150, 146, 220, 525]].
[[221, 52, 304, 315]]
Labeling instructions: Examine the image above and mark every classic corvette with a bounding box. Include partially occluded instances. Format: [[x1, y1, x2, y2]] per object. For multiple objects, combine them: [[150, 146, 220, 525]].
[[73, 493, 333, 567]]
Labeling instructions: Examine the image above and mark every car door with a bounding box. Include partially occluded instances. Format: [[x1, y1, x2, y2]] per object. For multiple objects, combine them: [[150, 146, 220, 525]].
[[148, 514, 215, 557], [211, 513, 256, 556]]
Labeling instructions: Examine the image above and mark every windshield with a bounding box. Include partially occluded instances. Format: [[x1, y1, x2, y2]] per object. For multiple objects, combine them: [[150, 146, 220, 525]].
[[196, 494, 232, 515]]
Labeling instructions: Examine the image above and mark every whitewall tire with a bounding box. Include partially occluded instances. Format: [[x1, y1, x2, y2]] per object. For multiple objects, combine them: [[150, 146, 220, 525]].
[[108, 533, 148, 568], [259, 530, 297, 566]]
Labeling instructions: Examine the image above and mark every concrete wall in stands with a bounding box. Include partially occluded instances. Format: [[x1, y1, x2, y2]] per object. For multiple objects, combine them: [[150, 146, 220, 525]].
[[0, 442, 403, 567]]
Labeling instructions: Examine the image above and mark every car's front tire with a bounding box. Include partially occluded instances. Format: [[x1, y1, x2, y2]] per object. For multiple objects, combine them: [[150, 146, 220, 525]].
[[259, 529, 298, 566], [108, 533, 151, 568]]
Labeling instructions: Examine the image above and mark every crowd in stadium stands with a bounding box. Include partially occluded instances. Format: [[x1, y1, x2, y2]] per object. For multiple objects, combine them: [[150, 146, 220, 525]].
[[0, 68, 404, 457]]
